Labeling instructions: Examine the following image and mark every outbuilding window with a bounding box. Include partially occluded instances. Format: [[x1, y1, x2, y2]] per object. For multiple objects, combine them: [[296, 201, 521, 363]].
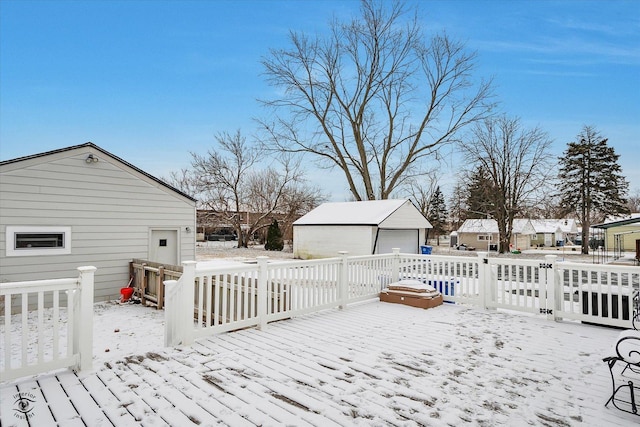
[[6, 226, 72, 256]]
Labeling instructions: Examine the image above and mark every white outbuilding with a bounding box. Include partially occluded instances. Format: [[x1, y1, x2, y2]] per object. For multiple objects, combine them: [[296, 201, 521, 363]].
[[293, 199, 432, 259], [0, 142, 197, 302]]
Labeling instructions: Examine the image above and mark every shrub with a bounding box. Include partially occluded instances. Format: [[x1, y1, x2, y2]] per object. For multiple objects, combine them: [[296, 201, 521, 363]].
[[265, 219, 284, 251]]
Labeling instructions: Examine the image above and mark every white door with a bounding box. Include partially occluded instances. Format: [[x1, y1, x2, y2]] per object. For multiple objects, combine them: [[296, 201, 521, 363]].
[[149, 229, 178, 265], [375, 229, 419, 254]]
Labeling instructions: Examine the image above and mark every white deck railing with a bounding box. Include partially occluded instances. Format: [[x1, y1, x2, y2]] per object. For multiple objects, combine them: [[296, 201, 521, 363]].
[[165, 251, 639, 347], [0, 267, 96, 383], [555, 261, 640, 328]]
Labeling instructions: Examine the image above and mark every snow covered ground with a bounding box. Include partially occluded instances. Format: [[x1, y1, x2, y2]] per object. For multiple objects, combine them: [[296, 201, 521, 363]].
[[1, 297, 637, 426], [2, 245, 637, 425]]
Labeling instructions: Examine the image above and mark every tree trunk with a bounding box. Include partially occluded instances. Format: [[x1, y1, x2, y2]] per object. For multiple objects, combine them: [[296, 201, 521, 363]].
[[581, 222, 589, 255]]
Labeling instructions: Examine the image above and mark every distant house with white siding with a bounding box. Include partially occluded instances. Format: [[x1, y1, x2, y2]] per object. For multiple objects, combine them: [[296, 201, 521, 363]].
[[456, 218, 536, 251], [292, 199, 431, 259], [0, 142, 197, 302], [529, 219, 578, 247]]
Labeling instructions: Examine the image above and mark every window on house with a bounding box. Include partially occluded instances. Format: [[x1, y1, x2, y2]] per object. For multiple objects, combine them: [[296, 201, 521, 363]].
[[477, 235, 492, 241], [6, 226, 72, 256]]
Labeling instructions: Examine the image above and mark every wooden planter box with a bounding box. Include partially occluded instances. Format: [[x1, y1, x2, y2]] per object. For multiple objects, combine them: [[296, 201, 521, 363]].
[[380, 283, 443, 309]]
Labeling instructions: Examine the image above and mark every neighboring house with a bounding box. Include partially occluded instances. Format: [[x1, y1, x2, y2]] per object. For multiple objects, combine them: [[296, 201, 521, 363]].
[[456, 218, 536, 251], [592, 214, 640, 254], [0, 143, 197, 302], [529, 219, 579, 247], [293, 199, 432, 259]]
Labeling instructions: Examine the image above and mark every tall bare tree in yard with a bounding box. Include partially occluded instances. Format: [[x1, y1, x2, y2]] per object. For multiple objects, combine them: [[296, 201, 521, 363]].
[[259, 0, 493, 200], [558, 126, 629, 254], [459, 115, 553, 253]]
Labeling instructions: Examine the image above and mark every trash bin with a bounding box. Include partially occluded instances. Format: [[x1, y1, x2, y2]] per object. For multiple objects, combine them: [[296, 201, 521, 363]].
[[420, 245, 432, 255]]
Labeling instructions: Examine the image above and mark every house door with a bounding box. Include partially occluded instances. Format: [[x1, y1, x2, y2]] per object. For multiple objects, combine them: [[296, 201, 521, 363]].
[[149, 229, 178, 265]]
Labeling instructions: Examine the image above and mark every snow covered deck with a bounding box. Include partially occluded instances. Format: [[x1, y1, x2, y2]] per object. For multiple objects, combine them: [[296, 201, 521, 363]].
[[1, 301, 636, 426]]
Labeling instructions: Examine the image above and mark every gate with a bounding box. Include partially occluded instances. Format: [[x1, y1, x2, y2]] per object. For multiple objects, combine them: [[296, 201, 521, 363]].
[[485, 257, 556, 319], [485, 254, 638, 328]]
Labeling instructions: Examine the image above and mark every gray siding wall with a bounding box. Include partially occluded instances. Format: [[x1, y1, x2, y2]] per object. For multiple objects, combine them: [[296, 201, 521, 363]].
[[0, 149, 196, 302]]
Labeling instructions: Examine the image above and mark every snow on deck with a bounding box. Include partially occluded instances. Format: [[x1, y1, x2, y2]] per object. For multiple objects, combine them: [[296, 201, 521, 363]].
[[1, 301, 636, 426]]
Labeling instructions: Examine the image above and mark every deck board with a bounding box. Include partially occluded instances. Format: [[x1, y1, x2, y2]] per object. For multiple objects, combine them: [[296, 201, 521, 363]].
[[1, 301, 638, 426], [37, 374, 85, 426]]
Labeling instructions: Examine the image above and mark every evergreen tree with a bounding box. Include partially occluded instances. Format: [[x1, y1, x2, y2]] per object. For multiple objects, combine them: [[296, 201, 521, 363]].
[[448, 183, 467, 231], [427, 187, 448, 245], [558, 126, 629, 254], [464, 166, 497, 219], [264, 219, 284, 251]]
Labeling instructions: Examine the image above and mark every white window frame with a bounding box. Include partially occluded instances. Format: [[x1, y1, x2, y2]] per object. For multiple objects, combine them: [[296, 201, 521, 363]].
[[477, 235, 492, 241], [5, 226, 72, 257]]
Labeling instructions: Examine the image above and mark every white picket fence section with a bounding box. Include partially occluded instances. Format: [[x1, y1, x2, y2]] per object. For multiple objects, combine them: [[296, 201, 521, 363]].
[[556, 261, 640, 328], [165, 251, 639, 347], [0, 266, 96, 383]]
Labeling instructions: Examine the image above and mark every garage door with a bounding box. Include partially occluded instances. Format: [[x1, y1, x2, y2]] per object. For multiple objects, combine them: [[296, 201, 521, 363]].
[[375, 229, 419, 254]]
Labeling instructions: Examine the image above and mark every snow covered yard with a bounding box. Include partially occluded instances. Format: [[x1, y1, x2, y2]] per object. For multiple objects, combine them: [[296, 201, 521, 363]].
[[1, 299, 636, 426]]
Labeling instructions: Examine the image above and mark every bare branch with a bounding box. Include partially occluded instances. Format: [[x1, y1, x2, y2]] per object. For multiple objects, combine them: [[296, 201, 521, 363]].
[[258, 0, 494, 200]]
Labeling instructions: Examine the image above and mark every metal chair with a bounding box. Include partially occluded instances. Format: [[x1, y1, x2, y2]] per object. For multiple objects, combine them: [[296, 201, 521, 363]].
[[603, 328, 640, 415], [632, 290, 640, 331]]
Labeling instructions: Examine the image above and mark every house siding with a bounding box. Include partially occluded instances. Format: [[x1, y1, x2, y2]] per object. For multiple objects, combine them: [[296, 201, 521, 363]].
[[603, 225, 640, 251], [0, 147, 196, 302], [378, 202, 430, 229], [293, 225, 373, 259]]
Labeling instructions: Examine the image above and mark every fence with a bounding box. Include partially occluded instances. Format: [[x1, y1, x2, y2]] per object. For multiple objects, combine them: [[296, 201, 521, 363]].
[[0, 267, 96, 383], [130, 259, 183, 309], [165, 251, 640, 347]]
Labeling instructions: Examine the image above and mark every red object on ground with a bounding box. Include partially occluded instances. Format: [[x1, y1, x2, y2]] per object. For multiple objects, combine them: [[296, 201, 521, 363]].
[[120, 287, 134, 303]]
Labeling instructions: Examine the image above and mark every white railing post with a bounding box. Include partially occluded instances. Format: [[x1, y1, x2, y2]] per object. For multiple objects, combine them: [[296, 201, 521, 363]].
[[257, 256, 269, 330], [164, 279, 179, 347], [181, 261, 197, 345], [164, 261, 196, 347], [392, 248, 400, 284], [545, 255, 558, 321], [477, 252, 488, 309], [76, 266, 96, 372], [338, 251, 349, 309]]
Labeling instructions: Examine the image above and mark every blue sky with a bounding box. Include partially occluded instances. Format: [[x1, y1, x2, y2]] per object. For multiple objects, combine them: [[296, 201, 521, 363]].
[[1, 0, 639, 202]]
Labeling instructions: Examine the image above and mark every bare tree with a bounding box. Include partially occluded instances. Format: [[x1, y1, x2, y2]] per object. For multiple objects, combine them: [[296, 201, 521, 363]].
[[459, 115, 554, 253], [403, 170, 440, 216], [277, 183, 328, 243], [163, 168, 199, 199], [190, 130, 261, 247], [244, 161, 325, 243], [190, 130, 323, 248], [259, 0, 494, 201], [627, 189, 640, 213], [448, 182, 467, 231]]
